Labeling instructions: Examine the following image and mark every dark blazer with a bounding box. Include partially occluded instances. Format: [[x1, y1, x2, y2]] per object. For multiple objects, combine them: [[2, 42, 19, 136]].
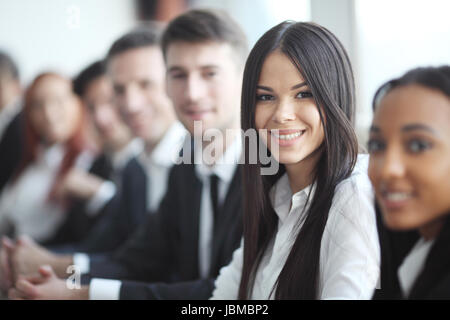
[[47, 157, 148, 253], [373, 208, 450, 299], [44, 153, 115, 245], [87, 162, 243, 300], [0, 111, 23, 194]]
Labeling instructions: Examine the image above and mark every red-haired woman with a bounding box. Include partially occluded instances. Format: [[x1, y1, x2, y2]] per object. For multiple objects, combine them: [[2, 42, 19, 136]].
[[0, 73, 93, 244]]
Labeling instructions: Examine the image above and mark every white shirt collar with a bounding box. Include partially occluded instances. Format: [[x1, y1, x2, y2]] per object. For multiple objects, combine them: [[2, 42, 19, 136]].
[[140, 121, 187, 169], [38, 143, 94, 171], [110, 138, 144, 171], [40, 144, 65, 167], [270, 173, 315, 224], [270, 154, 370, 224], [195, 135, 242, 183]]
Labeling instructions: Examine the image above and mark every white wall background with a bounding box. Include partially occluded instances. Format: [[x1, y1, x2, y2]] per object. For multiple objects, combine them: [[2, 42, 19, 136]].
[[0, 0, 135, 85], [191, 0, 310, 48], [355, 0, 450, 144]]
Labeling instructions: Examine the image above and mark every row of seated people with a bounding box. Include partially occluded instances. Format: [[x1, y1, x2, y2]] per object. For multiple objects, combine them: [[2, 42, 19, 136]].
[[0, 9, 449, 300]]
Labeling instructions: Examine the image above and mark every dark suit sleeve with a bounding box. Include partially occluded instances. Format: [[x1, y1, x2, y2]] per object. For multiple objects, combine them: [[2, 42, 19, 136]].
[[86, 165, 241, 300], [87, 166, 180, 283], [48, 158, 147, 253], [45, 184, 126, 251], [43, 198, 102, 247], [119, 278, 215, 300], [372, 204, 419, 299]]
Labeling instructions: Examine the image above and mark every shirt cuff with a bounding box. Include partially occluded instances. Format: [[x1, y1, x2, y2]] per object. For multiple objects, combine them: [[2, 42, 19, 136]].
[[85, 181, 116, 216], [73, 253, 90, 274], [89, 278, 122, 300]]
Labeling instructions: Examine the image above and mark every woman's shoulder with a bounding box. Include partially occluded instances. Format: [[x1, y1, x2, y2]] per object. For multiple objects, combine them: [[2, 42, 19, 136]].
[[334, 154, 372, 198], [330, 154, 375, 223], [322, 155, 379, 264]]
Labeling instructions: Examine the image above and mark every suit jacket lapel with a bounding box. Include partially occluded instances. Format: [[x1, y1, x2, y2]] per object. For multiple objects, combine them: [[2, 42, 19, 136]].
[[209, 166, 242, 276], [181, 164, 203, 279], [409, 216, 450, 298]]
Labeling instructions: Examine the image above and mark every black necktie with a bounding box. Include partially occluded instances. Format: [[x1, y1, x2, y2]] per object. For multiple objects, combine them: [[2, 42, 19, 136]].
[[210, 174, 219, 223]]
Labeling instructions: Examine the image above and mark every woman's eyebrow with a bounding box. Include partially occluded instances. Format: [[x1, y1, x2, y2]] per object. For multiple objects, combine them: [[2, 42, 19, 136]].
[[369, 125, 380, 133], [256, 85, 273, 92], [200, 65, 220, 70], [290, 82, 307, 90], [256, 81, 308, 92], [402, 123, 437, 135], [167, 66, 184, 74]]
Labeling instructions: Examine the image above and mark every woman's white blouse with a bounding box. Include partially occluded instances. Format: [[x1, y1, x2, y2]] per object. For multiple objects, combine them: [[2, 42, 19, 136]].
[[211, 154, 380, 299], [0, 144, 92, 242]]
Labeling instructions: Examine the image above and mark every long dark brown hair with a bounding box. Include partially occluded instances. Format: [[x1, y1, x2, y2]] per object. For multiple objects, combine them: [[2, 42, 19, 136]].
[[239, 21, 359, 299]]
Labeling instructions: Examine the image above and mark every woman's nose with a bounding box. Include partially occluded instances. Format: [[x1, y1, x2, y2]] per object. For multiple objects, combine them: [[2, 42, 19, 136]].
[[272, 99, 296, 123], [380, 146, 406, 180]]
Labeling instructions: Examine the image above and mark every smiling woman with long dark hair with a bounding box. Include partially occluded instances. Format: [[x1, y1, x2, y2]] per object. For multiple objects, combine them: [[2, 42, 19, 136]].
[[211, 21, 380, 300]]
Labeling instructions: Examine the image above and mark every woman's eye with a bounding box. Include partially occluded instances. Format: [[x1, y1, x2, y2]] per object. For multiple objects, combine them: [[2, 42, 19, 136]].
[[170, 73, 186, 80], [113, 85, 125, 96], [367, 139, 385, 153], [31, 102, 43, 110], [139, 80, 151, 89], [407, 139, 432, 153], [296, 91, 313, 99], [204, 71, 217, 78], [256, 94, 274, 101]]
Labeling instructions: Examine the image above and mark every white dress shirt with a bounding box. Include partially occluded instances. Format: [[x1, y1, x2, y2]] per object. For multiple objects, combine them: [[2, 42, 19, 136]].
[[110, 138, 144, 174], [89, 132, 242, 300], [139, 121, 187, 213], [0, 144, 93, 242], [398, 237, 434, 298], [211, 154, 380, 300], [195, 137, 241, 279]]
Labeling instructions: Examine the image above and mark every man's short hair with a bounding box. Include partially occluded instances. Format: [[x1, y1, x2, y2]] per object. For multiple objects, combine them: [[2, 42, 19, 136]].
[[161, 9, 248, 66], [73, 60, 106, 97], [106, 26, 162, 64], [0, 50, 19, 81]]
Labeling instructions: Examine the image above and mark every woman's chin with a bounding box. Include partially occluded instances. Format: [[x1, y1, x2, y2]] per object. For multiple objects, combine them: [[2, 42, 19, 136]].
[[43, 132, 69, 145], [275, 154, 303, 166], [382, 213, 420, 232]]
